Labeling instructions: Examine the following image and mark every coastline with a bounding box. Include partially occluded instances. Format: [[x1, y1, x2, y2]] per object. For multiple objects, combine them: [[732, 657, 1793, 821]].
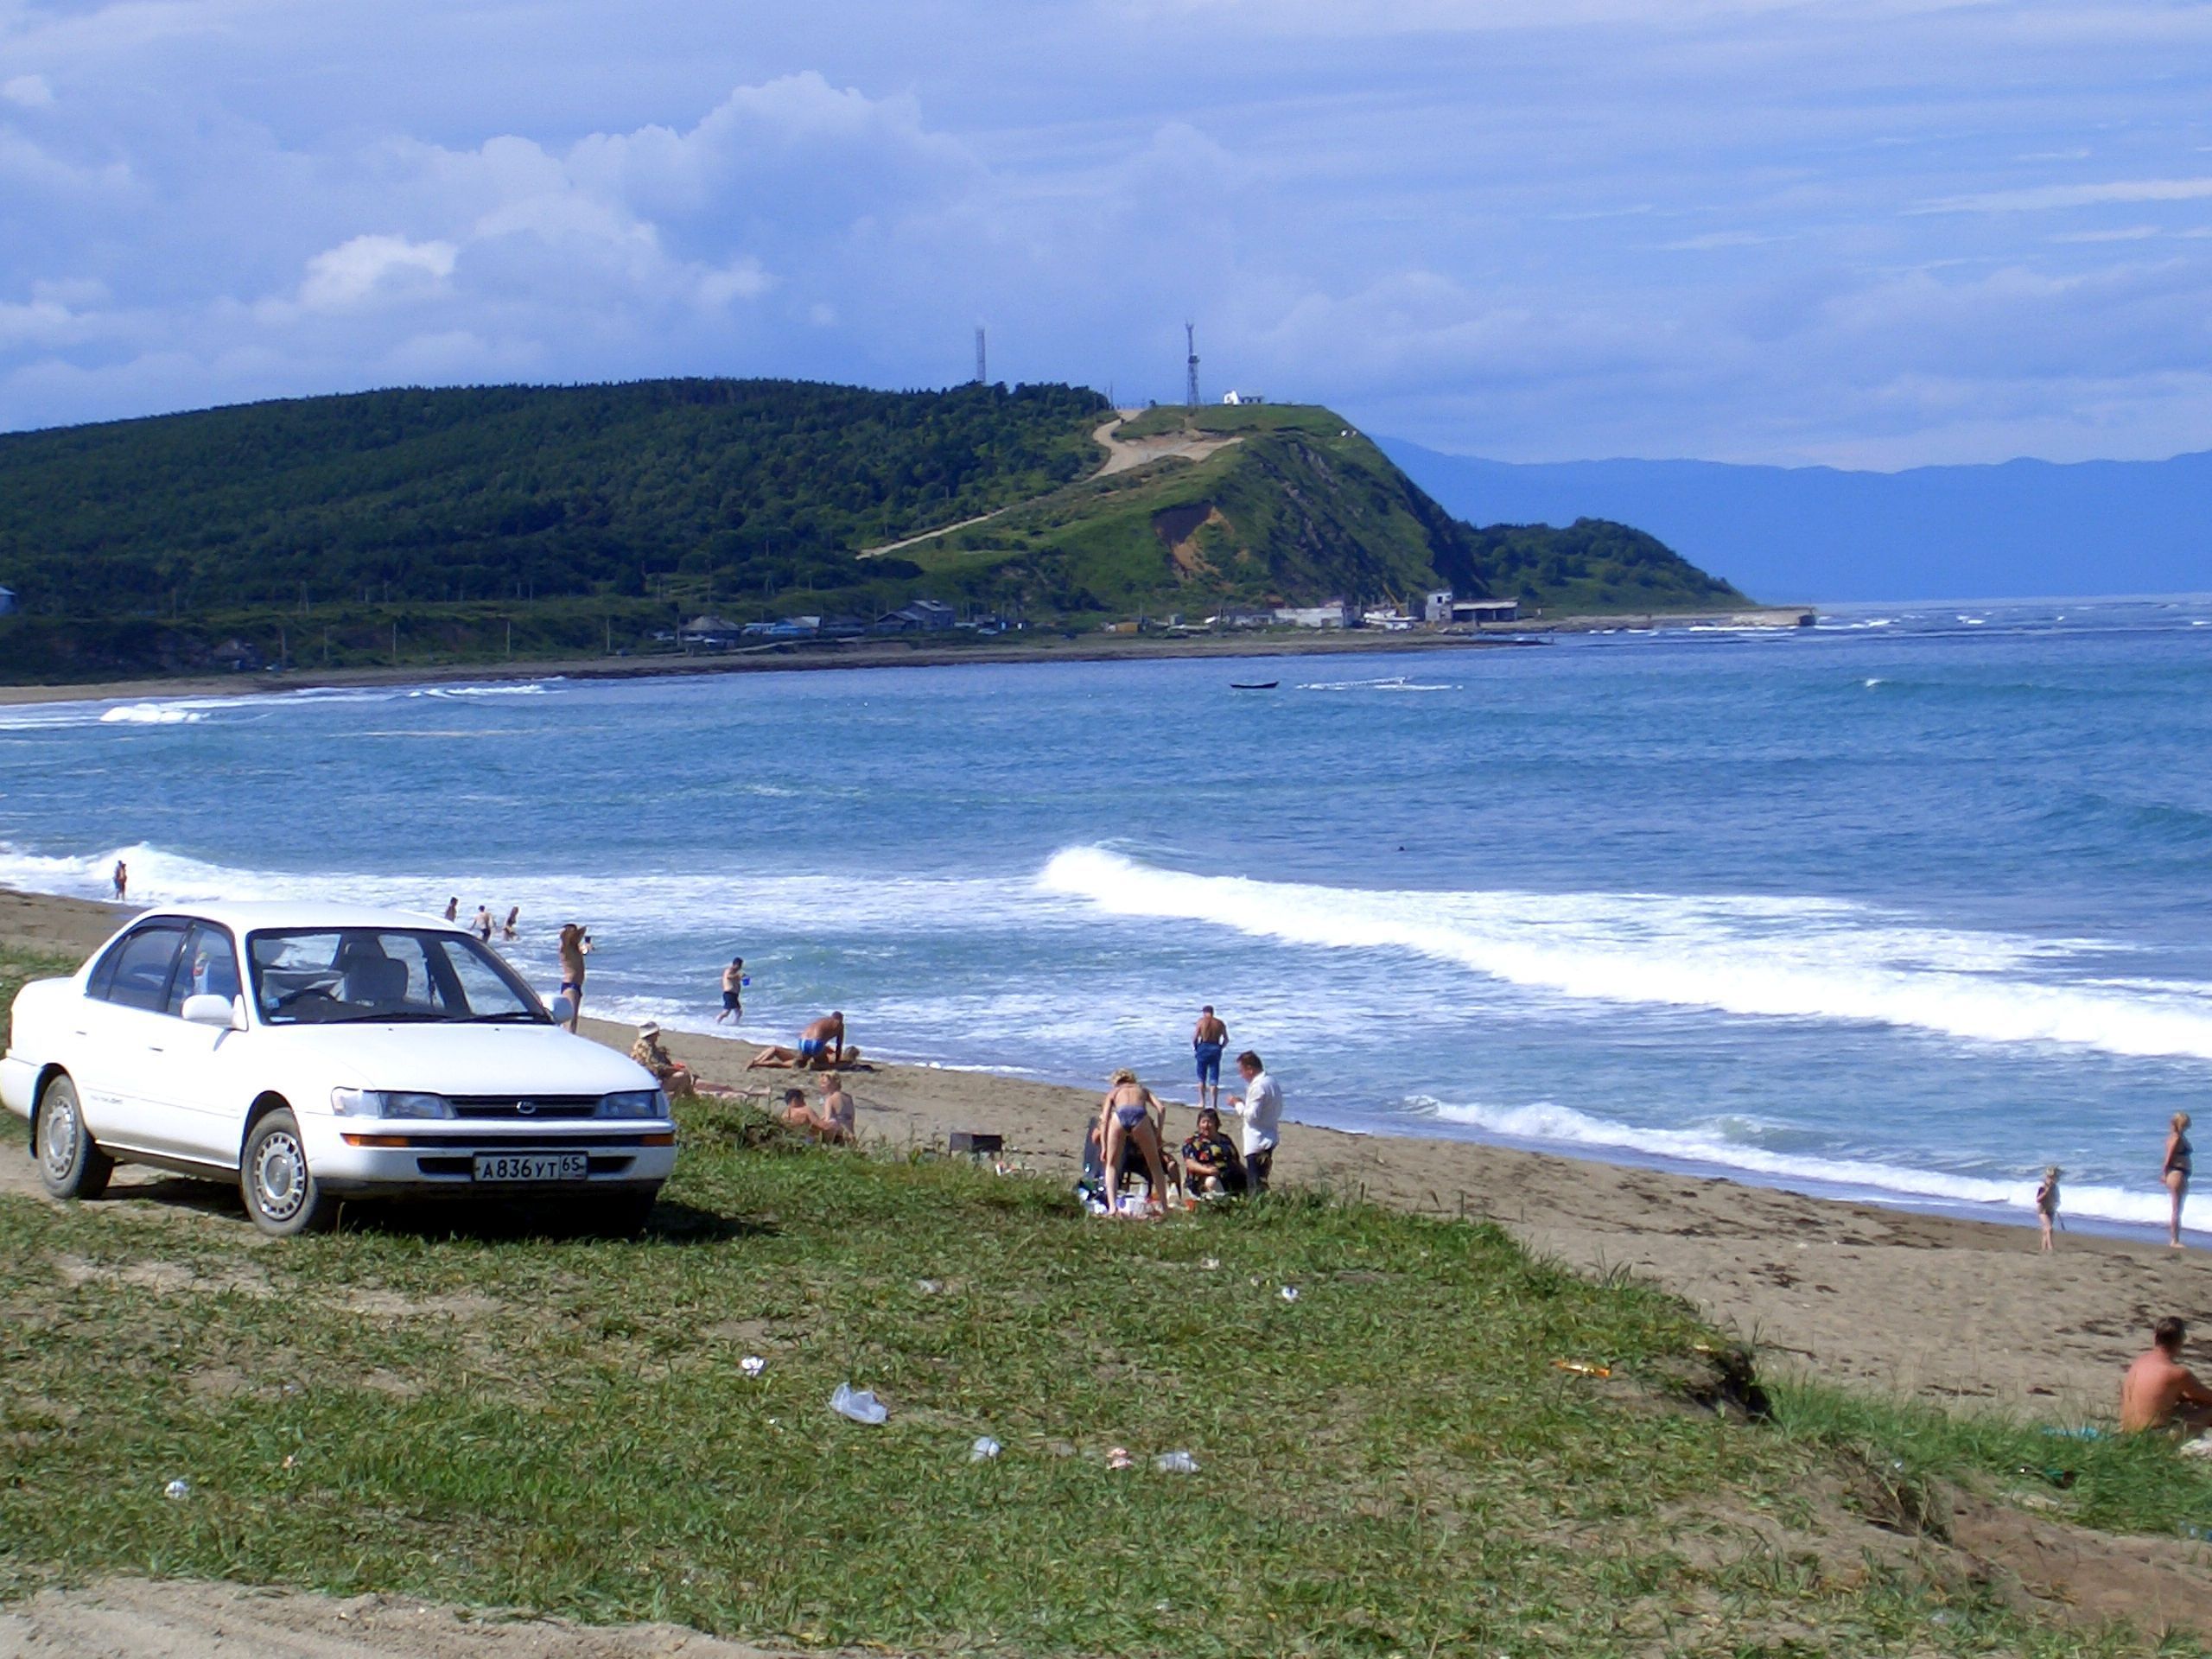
[[0, 883, 2190, 1420], [0, 607, 1814, 709]]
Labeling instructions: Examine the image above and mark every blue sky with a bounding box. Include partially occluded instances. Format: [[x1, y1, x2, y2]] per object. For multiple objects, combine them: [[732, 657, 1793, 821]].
[[2, 0, 2209, 467]]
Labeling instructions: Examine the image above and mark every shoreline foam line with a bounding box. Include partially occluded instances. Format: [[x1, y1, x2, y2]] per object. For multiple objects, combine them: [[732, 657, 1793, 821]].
[[1037, 845, 2212, 1063]]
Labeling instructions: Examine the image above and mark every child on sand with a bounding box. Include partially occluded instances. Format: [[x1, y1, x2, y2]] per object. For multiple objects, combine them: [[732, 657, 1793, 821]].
[[2035, 1164, 2061, 1252]]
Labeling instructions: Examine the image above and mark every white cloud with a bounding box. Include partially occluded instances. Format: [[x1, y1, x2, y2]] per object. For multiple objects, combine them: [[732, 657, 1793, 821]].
[[2, 73, 54, 107], [295, 232, 456, 311], [1917, 177, 2212, 213]]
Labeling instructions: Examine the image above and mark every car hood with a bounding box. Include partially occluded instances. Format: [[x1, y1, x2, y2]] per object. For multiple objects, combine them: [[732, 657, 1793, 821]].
[[276, 1021, 658, 1096]]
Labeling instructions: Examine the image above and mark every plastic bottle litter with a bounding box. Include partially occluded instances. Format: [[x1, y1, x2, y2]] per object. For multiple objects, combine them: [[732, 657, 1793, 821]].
[[740, 1355, 766, 1377], [1154, 1450, 1199, 1473], [163, 1478, 192, 1500], [969, 1436, 1002, 1462], [1279, 1285, 1300, 1303], [830, 1382, 888, 1425]]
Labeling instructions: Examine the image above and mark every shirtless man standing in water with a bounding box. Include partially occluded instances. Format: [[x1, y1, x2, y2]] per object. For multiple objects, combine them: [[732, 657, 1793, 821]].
[[2120, 1318, 2212, 1435], [1192, 1005, 1229, 1113]]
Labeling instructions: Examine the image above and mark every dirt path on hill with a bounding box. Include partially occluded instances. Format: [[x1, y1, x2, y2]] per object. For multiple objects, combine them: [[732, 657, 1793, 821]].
[[855, 412, 1240, 558]]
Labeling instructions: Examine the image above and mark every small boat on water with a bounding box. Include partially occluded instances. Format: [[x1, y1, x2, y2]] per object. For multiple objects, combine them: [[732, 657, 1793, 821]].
[[1230, 680, 1279, 690]]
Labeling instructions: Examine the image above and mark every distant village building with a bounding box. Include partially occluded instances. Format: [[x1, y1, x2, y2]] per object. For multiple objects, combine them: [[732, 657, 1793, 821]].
[[680, 614, 743, 648], [1450, 598, 1520, 625], [1274, 600, 1357, 630], [873, 598, 959, 634], [1221, 391, 1266, 406], [1423, 589, 1455, 624], [1214, 605, 1278, 631], [0, 586, 16, 616]]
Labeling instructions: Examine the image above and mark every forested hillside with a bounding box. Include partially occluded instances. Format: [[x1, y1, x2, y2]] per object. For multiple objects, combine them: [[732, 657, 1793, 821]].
[[0, 378, 1745, 682], [0, 379, 1108, 614]]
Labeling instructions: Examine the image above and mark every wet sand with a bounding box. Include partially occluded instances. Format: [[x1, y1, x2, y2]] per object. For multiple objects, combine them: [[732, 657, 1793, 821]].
[[3, 884, 2202, 1419]]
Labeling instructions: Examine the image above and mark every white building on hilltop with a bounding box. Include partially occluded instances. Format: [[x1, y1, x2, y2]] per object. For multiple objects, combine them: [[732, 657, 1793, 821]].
[[1221, 390, 1267, 406]]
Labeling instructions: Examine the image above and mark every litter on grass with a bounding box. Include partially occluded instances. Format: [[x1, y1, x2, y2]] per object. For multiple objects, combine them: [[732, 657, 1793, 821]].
[[163, 1478, 191, 1500], [830, 1383, 888, 1425], [969, 1436, 1002, 1462], [1279, 1286, 1300, 1303], [1107, 1446, 1134, 1471], [1154, 1450, 1199, 1473], [1551, 1359, 1613, 1378], [740, 1355, 766, 1377]]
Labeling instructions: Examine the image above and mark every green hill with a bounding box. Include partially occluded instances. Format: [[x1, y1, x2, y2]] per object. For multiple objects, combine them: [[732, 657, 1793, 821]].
[[0, 379, 1745, 682]]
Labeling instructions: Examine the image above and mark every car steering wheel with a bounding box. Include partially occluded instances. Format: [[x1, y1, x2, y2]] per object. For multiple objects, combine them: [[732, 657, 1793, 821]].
[[272, 984, 341, 1013]]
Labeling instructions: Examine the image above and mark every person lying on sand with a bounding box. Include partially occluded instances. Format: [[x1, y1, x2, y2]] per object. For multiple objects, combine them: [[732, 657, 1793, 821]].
[[1098, 1069, 1173, 1214], [781, 1081, 855, 1145], [2120, 1318, 2212, 1436], [747, 1042, 868, 1071], [745, 1012, 846, 1069], [628, 1022, 696, 1097]]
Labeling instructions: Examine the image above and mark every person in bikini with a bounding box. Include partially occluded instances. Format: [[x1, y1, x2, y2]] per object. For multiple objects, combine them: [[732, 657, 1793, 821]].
[[1097, 1069, 1173, 1213], [1192, 1005, 1228, 1113], [556, 922, 591, 1033], [2166, 1112, 2193, 1249]]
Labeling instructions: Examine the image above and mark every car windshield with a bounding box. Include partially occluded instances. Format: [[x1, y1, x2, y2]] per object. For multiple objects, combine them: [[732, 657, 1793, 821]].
[[247, 928, 548, 1026]]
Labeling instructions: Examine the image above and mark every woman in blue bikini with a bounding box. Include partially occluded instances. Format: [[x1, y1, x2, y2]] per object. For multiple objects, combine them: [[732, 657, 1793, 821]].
[[1098, 1069, 1172, 1215]]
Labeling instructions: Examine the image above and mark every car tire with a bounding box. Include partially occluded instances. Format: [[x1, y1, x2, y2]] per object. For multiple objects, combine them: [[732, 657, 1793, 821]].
[[239, 1109, 334, 1237], [35, 1074, 114, 1200]]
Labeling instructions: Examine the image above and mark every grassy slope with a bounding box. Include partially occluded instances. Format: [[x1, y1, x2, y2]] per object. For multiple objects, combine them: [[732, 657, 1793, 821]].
[[3, 942, 2206, 1656], [906, 408, 1743, 618]]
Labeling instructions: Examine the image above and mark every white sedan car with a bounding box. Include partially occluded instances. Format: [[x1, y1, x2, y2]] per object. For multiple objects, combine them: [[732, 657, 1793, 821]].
[[1, 902, 677, 1236]]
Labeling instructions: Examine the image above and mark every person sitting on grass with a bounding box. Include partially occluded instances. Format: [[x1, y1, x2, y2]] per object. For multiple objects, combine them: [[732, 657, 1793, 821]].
[[1180, 1107, 1244, 1197], [2121, 1317, 2212, 1437], [629, 1022, 696, 1096], [782, 1080, 855, 1145], [1097, 1069, 1173, 1214]]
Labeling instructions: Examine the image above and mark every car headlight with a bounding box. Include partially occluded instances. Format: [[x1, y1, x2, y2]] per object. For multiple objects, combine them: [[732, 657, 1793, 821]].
[[330, 1089, 456, 1120], [596, 1089, 668, 1120]]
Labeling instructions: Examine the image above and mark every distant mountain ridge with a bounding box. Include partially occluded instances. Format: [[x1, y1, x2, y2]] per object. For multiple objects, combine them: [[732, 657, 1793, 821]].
[[1378, 440, 2212, 602]]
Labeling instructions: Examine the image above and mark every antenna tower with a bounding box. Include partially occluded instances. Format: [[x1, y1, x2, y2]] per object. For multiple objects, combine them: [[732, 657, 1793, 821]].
[[1184, 322, 1200, 408], [975, 326, 987, 385]]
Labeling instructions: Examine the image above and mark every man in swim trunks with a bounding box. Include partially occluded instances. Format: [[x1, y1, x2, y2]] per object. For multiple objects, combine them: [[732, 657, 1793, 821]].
[[717, 957, 745, 1026], [2121, 1318, 2212, 1435], [797, 1011, 844, 1069], [1192, 1005, 1228, 1113]]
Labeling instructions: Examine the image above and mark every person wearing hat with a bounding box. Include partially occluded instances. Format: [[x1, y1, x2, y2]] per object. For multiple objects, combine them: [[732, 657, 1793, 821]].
[[628, 1021, 695, 1096]]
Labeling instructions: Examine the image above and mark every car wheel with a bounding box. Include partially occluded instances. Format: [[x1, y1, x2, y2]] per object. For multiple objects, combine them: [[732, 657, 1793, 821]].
[[35, 1074, 114, 1200], [239, 1109, 334, 1237]]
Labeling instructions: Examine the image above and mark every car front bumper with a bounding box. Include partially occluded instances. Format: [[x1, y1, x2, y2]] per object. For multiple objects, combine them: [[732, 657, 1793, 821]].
[[303, 1123, 678, 1198], [0, 1053, 35, 1122]]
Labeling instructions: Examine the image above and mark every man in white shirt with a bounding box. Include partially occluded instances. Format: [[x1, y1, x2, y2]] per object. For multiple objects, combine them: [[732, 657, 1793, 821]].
[[1229, 1049, 1281, 1194]]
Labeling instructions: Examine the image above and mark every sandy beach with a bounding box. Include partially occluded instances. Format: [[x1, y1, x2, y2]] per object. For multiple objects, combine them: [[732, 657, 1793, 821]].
[[3, 883, 2202, 1421]]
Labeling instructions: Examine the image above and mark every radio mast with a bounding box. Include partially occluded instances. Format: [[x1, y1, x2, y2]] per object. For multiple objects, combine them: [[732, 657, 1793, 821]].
[[1184, 322, 1200, 407]]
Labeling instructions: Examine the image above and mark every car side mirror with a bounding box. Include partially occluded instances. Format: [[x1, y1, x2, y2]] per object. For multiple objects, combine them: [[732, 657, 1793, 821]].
[[182, 993, 243, 1029], [550, 994, 575, 1025]]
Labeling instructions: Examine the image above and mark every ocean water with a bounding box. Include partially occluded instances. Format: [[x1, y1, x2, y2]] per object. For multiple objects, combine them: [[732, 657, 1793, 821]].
[[5, 595, 2212, 1236]]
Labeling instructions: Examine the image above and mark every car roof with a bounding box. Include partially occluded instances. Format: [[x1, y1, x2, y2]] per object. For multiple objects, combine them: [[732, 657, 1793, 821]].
[[124, 901, 468, 936]]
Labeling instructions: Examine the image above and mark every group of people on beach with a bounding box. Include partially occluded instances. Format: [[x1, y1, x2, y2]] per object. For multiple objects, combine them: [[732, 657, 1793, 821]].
[[2031, 1109, 2194, 1253], [1081, 1007, 1283, 1216]]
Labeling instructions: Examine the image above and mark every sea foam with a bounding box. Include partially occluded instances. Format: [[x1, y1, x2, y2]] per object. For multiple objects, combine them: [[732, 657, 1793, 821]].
[[1036, 845, 2212, 1062]]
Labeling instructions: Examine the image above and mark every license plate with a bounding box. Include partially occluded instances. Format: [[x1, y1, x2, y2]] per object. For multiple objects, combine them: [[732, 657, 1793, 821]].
[[472, 1152, 588, 1183]]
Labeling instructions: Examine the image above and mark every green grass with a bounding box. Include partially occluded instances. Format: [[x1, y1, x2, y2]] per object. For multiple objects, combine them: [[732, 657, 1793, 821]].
[[1112, 404, 1346, 440], [0, 1065, 2200, 1655]]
